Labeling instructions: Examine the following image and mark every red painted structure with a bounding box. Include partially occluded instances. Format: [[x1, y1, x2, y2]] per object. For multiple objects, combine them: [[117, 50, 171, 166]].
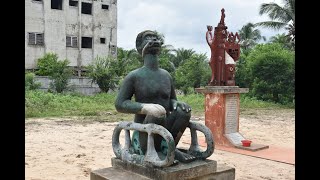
[[206, 8, 240, 86]]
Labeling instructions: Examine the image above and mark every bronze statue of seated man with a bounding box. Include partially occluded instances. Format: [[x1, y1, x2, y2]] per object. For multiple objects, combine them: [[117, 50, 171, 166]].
[[115, 30, 196, 163]]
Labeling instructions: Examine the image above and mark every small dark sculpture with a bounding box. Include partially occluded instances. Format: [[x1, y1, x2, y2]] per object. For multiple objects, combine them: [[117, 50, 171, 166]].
[[115, 30, 196, 163], [206, 8, 240, 86]]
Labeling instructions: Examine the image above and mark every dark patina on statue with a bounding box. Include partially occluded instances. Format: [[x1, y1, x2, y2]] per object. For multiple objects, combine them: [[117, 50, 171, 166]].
[[112, 30, 214, 167]]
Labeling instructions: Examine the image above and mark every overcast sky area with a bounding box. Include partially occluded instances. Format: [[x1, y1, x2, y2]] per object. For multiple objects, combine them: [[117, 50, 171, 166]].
[[117, 0, 286, 57]]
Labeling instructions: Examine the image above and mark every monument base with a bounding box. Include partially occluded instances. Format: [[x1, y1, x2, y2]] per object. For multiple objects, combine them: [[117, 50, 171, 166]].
[[90, 158, 235, 180], [195, 86, 269, 151], [235, 143, 269, 152]]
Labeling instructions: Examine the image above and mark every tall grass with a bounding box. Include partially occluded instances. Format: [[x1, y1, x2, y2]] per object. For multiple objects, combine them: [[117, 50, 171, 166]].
[[25, 91, 293, 119]]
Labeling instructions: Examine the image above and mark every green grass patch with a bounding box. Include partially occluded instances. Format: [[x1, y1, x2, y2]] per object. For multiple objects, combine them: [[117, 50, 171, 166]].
[[25, 90, 294, 119]]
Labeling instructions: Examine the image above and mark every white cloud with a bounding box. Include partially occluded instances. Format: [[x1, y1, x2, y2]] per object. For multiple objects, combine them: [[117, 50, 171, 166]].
[[117, 0, 288, 56]]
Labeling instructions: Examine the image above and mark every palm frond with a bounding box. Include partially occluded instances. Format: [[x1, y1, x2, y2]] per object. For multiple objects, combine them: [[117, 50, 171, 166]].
[[255, 21, 287, 30]]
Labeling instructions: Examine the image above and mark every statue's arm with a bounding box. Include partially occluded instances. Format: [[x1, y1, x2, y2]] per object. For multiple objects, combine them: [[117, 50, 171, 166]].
[[169, 77, 191, 112], [115, 74, 143, 114], [206, 31, 213, 46]]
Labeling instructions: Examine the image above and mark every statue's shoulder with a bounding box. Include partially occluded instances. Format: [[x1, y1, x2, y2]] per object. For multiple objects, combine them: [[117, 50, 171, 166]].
[[159, 68, 172, 77]]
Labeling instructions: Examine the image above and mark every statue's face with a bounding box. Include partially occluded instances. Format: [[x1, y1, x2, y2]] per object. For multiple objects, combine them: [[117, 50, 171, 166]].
[[141, 32, 162, 55], [207, 25, 213, 31]]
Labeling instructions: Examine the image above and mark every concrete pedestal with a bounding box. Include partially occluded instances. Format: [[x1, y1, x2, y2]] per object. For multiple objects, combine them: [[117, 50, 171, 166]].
[[195, 86, 268, 151], [91, 158, 235, 180]]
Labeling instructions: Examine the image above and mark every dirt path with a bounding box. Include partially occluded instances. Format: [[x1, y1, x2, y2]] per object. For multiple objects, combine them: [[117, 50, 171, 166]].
[[25, 108, 295, 180]]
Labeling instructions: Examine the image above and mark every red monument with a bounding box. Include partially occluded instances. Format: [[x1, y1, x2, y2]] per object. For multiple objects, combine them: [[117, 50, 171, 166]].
[[196, 9, 269, 151], [206, 8, 240, 86]]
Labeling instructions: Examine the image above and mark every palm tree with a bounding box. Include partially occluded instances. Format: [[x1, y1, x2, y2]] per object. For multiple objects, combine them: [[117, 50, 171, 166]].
[[255, 0, 295, 42], [238, 23, 266, 51], [172, 48, 196, 68], [116, 47, 140, 76], [269, 33, 294, 50]]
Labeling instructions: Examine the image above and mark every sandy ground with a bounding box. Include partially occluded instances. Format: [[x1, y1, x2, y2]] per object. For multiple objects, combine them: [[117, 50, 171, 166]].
[[25, 108, 295, 180]]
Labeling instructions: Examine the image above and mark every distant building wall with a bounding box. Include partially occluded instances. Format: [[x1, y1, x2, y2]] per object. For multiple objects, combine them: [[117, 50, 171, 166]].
[[25, 0, 117, 73], [34, 76, 101, 95]]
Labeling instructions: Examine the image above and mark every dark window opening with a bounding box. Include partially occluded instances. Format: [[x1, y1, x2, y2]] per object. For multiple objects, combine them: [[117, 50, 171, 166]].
[[33, 0, 42, 2], [81, 2, 92, 15], [69, 0, 78, 7], [51, 0, 63, 10], [28, 32, 44, 45], [102, 4, 109, 10], [100, 38, 106, 44], [82, 37, 92, 48], [66, 36, 78, 48]]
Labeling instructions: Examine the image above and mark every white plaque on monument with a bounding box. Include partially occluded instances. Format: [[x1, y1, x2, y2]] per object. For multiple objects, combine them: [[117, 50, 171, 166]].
[[225, 132, 245, 145], [225, 94, 239, 134]]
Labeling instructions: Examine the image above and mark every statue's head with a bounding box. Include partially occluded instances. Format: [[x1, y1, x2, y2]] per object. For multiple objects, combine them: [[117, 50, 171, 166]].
[[207, 25, 213, 31], [136, 30, 162, 56]]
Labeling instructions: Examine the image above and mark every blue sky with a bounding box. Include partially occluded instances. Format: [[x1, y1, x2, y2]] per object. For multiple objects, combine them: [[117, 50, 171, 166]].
[[117, 0, 286, 57]]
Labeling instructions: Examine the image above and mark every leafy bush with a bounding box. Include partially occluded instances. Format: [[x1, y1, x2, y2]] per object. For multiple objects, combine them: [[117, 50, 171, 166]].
[[36, 53, 73, 93], [25, 73, 41, 90], [246, 43, 295, 104], [36, 53, 59, 76], [48, 59, 73, 93], [87, 56, 120, 93], [174, 54, 210, 95]]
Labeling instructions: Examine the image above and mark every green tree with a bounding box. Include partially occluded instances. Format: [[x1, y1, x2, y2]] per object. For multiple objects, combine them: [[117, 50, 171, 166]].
[[87, 56, 120, 93], [246, 43, 294, 104], [269, 33, 294, 50], [48, 59, 73, 93], [36, 53, 72, 93], [172, 48, 196, 68], [255, 0, 295, 43], [238, 23, 266, 50], [116, 47, 141, 76], [36, 53, 59, 76], [175, 53, 209, 95]]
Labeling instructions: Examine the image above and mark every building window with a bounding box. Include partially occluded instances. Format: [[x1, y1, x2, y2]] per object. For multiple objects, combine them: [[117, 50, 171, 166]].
[[81, 2, 92, 15], [82, 37, 92, 48], [32, 0, 42, 2], [100, 38, 106, 44], [51, 0, 63, 10], [69, 0, 78, 7], [102, 4, 109, 10], [66, 36, 78, 48], [28, 32, 44, 45]]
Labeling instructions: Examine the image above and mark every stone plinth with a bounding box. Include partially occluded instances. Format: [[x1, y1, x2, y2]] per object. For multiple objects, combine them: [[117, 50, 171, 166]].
[[90, 158, 235, 180], [195, 86, 268, 151]]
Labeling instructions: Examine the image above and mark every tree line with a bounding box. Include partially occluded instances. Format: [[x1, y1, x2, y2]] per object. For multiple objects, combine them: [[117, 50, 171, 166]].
[[26, 0, 295, 105]]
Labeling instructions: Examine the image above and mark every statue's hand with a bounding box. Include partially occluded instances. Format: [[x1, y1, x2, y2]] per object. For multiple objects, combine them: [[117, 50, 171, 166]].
[[141, 103, 166, 118], [172, 101, 192, 113]]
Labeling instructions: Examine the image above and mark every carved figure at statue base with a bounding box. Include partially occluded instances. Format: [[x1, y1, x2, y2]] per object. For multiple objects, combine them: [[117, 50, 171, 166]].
[[113, 30, 214, 167], [206, 8, 241, 86]]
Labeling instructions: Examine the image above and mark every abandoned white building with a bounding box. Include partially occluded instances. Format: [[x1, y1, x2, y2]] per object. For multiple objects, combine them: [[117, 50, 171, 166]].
[[25, 0, 117, 76]]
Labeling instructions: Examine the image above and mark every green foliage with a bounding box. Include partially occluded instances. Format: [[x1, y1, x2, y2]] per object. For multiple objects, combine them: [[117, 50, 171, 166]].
[[175, 53, 209, 95], [116, 48, 141, 77], [25, 73, 41, 90], [25, 90, 123, 118], [87, 56, 120, 93], [48, 59, 73, 93], [25, 91, 293, 118], [239, 23, 265, 50], [36, 53, 72, 93], [246, 43, 294, 104], [36, 53, 59, 76], [255, 0, 295, 43]]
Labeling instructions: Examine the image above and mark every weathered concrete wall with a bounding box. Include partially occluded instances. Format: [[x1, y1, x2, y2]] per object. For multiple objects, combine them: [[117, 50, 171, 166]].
[[35, 76, 101, 95], [25, 0, 45, 69], [25, 0, 117, 70]]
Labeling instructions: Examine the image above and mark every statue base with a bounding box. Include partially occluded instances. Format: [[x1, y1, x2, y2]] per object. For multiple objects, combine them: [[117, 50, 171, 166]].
[[195, 86, 269, 151], [90, 158, 235, 180]]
